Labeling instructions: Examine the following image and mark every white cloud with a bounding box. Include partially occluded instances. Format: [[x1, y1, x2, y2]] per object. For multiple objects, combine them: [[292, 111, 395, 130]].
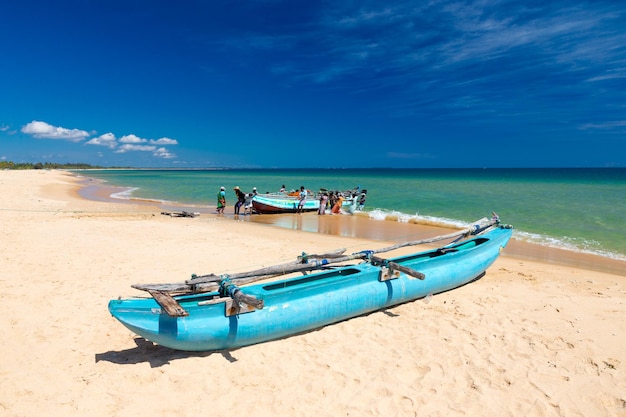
[[86, 132, 117, 148], [18, 119, 179, 161], [153, 147, 175, 158], [115, 143, 176, 159], [115, 144, 157, 153], [115, 135, 178, 158], [119, 134, 147, 144], [150, 137, 178, 145], [21, 120, 89, 142]]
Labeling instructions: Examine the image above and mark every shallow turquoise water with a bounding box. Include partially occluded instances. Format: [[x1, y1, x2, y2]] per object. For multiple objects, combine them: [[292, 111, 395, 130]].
[[76, 168, 626, 260]]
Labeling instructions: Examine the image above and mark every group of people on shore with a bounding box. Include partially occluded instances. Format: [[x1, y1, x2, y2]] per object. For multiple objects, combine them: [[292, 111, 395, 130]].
[[317, 189, 367, 215], [216, 184, 366, 215], [216, 185, 258, 215], [292, 186, 368, 215]]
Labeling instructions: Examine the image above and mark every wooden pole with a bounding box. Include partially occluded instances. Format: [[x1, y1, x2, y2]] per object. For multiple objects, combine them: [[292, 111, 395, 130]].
[[132, 217, 498, 294]]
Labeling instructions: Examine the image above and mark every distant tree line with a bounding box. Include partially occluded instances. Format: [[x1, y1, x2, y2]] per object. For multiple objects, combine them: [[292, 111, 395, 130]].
[[0, 161, 105, 170]]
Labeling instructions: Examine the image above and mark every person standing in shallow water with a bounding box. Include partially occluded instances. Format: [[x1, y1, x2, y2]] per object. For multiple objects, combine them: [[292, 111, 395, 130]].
[[296, 186, 307, 214], [233, 186, 245, 215], [357, 190, 367, 211], [216, 186, 226, 214], [318, 192, 328, 215], [331, 193, 344, 214]]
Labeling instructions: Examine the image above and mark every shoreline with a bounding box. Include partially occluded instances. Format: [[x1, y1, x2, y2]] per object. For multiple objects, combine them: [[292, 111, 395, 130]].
[[2, 169, 625, 417], [76, 171, 626, 277]]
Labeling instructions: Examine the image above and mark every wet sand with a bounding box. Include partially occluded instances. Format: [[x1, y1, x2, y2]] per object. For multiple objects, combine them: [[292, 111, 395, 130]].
[[77, 173, 626, 276], [248, 213, 626, 277]]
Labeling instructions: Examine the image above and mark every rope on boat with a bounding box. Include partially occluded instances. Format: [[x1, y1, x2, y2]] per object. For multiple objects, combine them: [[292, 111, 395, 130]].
[[219, 275, 264, 310]]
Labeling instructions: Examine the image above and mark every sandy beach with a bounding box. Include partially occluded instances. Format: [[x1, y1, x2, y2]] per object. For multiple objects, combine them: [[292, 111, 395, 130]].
[[1, 169, 625, 417]]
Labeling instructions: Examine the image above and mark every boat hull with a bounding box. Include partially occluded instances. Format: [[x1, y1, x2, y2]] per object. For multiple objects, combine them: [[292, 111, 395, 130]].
[[109, 227, 512, 351], [251, 194, 357, 214], [252, 194, 319, 214]]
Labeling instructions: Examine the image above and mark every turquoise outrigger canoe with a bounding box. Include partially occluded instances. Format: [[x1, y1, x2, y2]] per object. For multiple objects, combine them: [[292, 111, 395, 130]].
[[108, 221, 512, 351]]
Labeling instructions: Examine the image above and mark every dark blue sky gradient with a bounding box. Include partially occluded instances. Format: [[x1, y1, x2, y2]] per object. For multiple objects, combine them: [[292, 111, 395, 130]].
[[1, 1, 625, 168]]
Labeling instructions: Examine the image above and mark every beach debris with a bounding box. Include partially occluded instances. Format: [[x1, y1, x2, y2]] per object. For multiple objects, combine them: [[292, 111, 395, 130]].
[[160, 211, 199, 218]]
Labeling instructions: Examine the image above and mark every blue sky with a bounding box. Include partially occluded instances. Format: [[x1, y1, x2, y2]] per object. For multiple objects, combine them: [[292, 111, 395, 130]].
[[1, 1, 625, 168]]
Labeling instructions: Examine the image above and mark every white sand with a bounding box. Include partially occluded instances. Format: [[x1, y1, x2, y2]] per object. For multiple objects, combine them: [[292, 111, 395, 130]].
[[1, 169, 624, 417]]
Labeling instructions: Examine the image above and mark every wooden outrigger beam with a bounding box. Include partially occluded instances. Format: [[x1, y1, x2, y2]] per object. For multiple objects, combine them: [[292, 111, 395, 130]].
[[131, 251, 366, 293], [185, 217, 497, 285], [131, 217, 499, 295], [132, 217, 500, 317], [366, 216, 497, 255], [148, 290, 189, 316], [370, 255, 426, 280]]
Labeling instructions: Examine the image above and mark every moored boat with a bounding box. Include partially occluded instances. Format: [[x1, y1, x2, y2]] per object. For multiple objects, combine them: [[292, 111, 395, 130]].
[[251, 193, 319, 214], [108, 216, 512, 351], [252, 189, 360, 214]]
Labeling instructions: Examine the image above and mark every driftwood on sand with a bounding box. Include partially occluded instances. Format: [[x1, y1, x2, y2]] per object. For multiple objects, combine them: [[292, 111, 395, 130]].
[[161, 211, 199, 218]]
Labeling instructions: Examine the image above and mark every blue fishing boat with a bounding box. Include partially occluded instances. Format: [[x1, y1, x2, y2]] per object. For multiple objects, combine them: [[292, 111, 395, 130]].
[[252, 190, 359, 214], [108, 217, 512, 351], [252, 193, 320, 213]]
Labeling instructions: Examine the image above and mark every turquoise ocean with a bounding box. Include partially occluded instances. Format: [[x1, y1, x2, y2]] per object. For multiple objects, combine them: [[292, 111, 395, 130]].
[[76, 168, 626, 262]]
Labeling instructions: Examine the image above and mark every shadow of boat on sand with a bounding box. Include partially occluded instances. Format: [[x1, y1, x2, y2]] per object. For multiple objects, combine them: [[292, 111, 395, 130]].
[[94, 337, 238, 367]]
